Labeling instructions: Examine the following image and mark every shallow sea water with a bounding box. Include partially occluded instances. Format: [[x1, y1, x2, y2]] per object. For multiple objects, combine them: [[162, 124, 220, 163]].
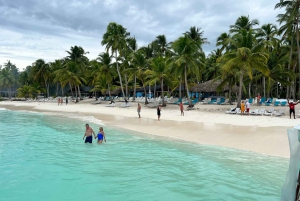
[[0, 108, 288, 201]]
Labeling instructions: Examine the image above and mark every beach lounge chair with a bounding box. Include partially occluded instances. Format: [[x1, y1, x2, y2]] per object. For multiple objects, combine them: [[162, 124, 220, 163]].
[[225, 108, 237, 114], [248, 98, 253, 104], [263, 108, 274, 116], [280, 101, 287, 106], [250, 109, 259, 115], [264, 98, 273, 106], [220, 99, 229, 105], [119, 102, 131, 108], [202, 98, 211, 104], [273, 109, 285, 117]]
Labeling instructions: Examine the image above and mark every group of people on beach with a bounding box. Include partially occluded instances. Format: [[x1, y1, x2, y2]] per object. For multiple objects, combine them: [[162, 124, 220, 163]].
[[57, 97, 68, 105], [136, 102, 184, 121], [83, 123, 106, 144], [240, 93, 299, 119]]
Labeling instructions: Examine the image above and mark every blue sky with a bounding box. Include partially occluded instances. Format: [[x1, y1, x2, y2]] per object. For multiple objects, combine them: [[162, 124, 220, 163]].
[[0, 0, 283, 70]]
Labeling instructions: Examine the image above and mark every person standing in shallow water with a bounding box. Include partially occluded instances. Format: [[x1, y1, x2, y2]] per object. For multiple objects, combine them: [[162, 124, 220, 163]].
[[83, 124, 96, 143], [95, 127, 106, 143], [157, 105, 161, 121], [137, 103, 141, 118]]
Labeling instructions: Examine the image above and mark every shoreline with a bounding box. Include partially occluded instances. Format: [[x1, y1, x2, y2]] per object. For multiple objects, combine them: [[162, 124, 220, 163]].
[[0, 100, 295, 158]]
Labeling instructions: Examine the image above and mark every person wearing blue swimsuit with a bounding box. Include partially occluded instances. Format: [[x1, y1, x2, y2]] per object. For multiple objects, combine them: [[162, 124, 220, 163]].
[[95, 127, 106, 144]]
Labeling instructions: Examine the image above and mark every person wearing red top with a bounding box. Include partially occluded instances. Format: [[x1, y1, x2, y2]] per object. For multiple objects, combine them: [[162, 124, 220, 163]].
[[257, 93, 261, 106], [287, 99, 299, 119]]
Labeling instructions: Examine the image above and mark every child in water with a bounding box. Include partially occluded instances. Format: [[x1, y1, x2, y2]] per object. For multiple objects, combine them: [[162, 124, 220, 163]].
[[95, 127, 106, 143]]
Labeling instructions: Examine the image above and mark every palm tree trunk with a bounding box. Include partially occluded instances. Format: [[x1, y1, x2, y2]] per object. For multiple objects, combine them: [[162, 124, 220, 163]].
[[154, 81, 156, 98], [237, 71, 244, 108], [69, 82, 74, 98], [286, 35, 294, 98], [179, 77, 182, 99], [161, 78, 166, 106], [184, 65, 192, 106], [77, 86, 82, 99], [263, 77, 266, 98], [44, 78, 49, 98], [125, 74, 128, 98], [133, 75, 136, 101], [61, 83, 64, 96], [248, 82, 251, 98], [108, 83, 112, 100], [143, 83, 148, 104], [115, 52, 126, 99], [296, 19, 300, 99]]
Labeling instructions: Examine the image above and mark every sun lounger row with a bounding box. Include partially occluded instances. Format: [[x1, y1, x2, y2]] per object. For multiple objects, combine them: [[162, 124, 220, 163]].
[[225, 107, 285, 116]]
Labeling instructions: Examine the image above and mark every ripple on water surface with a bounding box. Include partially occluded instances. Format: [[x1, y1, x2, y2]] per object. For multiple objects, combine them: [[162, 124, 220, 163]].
[[0, 109, 288, 201]]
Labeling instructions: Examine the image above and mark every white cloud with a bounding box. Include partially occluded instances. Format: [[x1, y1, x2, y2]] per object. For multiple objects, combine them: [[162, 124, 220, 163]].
[[0, 0, 284, 69]]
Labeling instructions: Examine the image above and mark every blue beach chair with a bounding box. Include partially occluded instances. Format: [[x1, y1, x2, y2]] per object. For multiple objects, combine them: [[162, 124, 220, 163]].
[[281, 101, 287, 106]]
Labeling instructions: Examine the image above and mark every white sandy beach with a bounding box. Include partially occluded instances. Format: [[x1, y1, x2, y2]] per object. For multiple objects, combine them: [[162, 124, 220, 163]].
[[0, 99, 298, 158]]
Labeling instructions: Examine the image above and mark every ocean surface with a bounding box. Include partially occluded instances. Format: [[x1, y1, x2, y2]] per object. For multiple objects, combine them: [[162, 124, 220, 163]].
[[0, 108, 288, 201]]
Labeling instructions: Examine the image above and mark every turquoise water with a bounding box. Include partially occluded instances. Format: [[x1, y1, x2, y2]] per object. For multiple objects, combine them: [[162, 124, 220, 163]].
[[0, 108, 288, 201]]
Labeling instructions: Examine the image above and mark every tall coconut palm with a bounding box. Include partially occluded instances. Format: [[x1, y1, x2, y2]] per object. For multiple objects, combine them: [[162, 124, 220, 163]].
[[97, 53, 116, 100], [102, 22, 130, 100], [230, 15, 259, 33], [0, 68, 15, 98], [218, 30, 270, 108], [145, 56, 170, 106], [216, 32, 231, 54], [275, 0, 300, 98], [185, 26, 209, 50], [31, 59, 51, 97], [171, 35, 203, 106], [130, 51, 149, 104]]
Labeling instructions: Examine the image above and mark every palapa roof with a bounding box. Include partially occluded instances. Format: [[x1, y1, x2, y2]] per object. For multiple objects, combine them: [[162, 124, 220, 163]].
[[191, 80, 238, 93]]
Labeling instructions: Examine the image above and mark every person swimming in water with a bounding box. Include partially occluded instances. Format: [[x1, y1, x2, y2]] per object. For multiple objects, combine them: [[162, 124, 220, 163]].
[[95, 127, 106, 143]]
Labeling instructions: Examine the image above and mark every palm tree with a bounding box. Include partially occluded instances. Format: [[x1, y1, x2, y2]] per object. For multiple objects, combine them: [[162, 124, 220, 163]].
[[216, 32, 231, 54], [152, 35, 170, 57], [65, 46, 89, 100], [30, 59, 51, 97], [218, 30, 270, 108], [130, 51, 149, 104], [230, 15, 259, 33], [97, 53, 116, 100], [17, 85, 34, 99], [0, 68, 15, 98], [275, 0, 300, 98], [185, 26, 209, 50], [102, 22, 130, 100], [145, 56, 170, 106], [171, 35, 203, 106]]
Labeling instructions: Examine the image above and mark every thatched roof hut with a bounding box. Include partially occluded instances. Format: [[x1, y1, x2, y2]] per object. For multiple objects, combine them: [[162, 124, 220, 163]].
[[191, 80, 238, 93]]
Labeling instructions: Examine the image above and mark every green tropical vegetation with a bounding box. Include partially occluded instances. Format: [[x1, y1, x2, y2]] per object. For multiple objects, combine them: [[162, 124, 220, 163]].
[[0, 1, 300, 107]]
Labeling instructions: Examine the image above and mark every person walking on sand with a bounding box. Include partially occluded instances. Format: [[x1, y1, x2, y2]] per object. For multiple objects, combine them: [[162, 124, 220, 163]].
[[257, 93, 261, 106], [95, 127, 106, 143], [157, 105, 161, 121], [179, 102, 184, 116], [287, 99, 299, 119], [137, 103, 141, 118], [66, 97, 68, 105], [83, 123, 96, 143], [240, 100, 245, 115], [245, 100, 250, 115], [60, 97, 63, 105], [57, 97, 60, 106]]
